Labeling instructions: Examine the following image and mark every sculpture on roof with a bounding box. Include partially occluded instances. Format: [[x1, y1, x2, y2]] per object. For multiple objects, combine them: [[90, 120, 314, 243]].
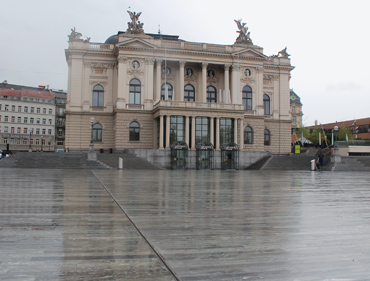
[[278, 47, 290, 58], [234, 19, 253, 44], [68, 27, 83, 42], [126, 10, 144, 34]]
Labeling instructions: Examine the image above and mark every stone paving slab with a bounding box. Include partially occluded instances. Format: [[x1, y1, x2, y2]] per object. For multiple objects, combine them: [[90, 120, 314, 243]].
[[2, 169, 370, 280], [0, 169, 176, 281]]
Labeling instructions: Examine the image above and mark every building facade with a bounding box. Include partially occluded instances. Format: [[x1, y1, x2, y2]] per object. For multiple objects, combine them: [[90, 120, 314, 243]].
[[0, 82, 66, 152], [290, 89, 303, 133], [65, 12, 294, 164]]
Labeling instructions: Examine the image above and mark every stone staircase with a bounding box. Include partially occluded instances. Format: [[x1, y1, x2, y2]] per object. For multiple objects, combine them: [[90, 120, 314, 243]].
[[333, 157, 370, 171], [259, 154, 333, 171], [0, 151, 161, 170]]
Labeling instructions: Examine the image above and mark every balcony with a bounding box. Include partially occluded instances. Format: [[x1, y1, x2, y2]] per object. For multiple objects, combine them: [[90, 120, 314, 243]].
[[153, 100, 244, 111]]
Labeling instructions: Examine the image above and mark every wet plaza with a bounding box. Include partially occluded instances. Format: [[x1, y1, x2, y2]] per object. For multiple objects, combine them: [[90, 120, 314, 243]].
[[1, 168, 370, 280]]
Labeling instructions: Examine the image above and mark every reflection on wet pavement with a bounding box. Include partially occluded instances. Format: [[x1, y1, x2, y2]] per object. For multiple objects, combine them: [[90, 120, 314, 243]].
[[2, 169, 370, 280]]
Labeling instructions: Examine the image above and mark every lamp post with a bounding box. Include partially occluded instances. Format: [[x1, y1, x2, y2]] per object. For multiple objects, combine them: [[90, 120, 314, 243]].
[[29, 128, 33, 152], [88, 117, 97, 160], [41, 136, 43, 152], [333, 126, 338, 148]]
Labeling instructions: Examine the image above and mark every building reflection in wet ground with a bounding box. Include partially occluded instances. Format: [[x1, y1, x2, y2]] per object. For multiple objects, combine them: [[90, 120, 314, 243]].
[[1, 169, 370, 280]]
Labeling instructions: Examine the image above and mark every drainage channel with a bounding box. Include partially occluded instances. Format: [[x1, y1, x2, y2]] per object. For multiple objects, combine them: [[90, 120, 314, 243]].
[[92, 170, 181, 281]]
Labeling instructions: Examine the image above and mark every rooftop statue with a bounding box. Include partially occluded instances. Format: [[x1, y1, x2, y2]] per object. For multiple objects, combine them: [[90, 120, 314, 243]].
[[234, 19, 253, 44], [278, 47, 290, 58], [68, 27, 83, 42], [127, 10, 144, 34]]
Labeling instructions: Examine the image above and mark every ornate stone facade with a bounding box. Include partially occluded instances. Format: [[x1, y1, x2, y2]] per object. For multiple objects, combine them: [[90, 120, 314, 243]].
[[65, 12, 294, 158]]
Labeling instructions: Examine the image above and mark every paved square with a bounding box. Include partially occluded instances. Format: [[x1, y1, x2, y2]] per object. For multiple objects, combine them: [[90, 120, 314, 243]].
[[1, 168, 370, 280]]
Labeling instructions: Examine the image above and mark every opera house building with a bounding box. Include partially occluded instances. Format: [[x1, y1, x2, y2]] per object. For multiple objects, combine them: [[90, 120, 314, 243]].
[[65, 12, 294, 169]]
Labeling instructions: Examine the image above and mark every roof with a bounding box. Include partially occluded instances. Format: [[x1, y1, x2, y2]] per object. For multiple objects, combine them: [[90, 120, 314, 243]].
[[0, 88, 55, 99], [290, 89, 302, 105]]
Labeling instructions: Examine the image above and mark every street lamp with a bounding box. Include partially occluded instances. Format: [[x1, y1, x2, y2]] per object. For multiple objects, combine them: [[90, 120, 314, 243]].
[[90, 117, 95, 150], [29, 128, 33, 152], [333, 126, 338, 148], [41, 135, 43, 152]]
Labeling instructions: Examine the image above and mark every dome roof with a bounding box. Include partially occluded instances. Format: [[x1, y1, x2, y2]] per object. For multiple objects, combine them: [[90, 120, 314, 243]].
[[104, 34, 118, 44]]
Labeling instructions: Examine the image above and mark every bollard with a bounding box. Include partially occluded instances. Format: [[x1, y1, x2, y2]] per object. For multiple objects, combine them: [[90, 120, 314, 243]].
[[310, 159, 316, 171], [118, 157, 123, 170]]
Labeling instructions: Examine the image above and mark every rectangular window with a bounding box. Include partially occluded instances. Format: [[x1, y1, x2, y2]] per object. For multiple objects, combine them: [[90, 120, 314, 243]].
[[31, 107, 34, 113], [36, 118, 40, 124], [92, 92, 104, 107], [11, 116, 15, 122], [37, 108, 40, 113], [11, 127, 14, 133], [169, 116, 185, 144], [11, 105, 15, 111], [49, 109, 52, 114], [30, 118, 34, 124], [58, 129, 63, 137], [17, 117, 21, 123], [23, 139, 28, 145], [24, 128, 28, 134], [42, 118, 46, 125], [24, 106, 28, 112], [43, 108, 46, 114], [4, 126, 8, 132], [48, 119, 52, 125], [195, 117, 210, 144], [3, 139, 7, 144], [5, 105, 9, 111], [24, 117, 28, 123], [0, 115, 1, 121], [17, 127, 21, 133], [36, 139, 40, 145], [42, 129, 46, 135], [220, 118, 234, 145], [5, 116, 8, 122], [18, 106, 22, 112], [0, 104, 2, 110], [48, 129, 52, 135], [57, 140, 64, 145], [36, 128, 40, 135]]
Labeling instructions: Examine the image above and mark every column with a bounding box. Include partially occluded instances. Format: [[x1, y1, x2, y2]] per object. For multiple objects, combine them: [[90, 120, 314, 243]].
[[145, 59, 154, 105], [231, 65, 239, 104], [210, 117, 214, 146], [239, 118, 244, 149], [185, 116, 190, 146], [201, 63, 208, 102], [215, 117, 220, 150], [117, 56, 127, 109], [234, 119, 238, 145], [179, 61, 185, 101], [155, 59, 162, 102], [159, 115, 164, 149], [224, 64, 230, 103], [191, 116, 196, 150], [165, 115, 170, 149]]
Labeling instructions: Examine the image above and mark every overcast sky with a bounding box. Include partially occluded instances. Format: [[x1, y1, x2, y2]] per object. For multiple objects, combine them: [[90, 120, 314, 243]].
[[1, 0, 369, 125]]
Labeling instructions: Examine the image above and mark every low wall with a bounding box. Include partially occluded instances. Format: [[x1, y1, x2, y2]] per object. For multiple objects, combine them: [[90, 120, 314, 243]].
[[126, 149, 270, 170]]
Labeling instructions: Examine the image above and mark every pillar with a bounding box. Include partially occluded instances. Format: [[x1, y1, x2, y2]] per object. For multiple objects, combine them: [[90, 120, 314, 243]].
[[117, 56, 127, 109], [210, 117, 214, 146], [191, 116, 196, 150], [239, 118, 244, 149], [215, 117, 220, 150], [224, 64, 230, 103], [155, 59, 162, 102], [201, 63, 208, 102], [185, 116, 190, 146], [159, 115, 164, 149], [231, 64, 239, 104], [166, 115, 170, 149], [234, 119, 238, 145], [179, 61, 185, 101]]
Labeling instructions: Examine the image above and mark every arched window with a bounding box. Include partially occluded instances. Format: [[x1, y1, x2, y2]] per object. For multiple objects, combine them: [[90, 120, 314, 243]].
[[206, 86, 217, 103], [92, 85, 104, 107], [184, 84, 195, 102], [92, 123, 102, 142], [263, 94, 270, 115], [242, 86, 252, 110], [264, 129, 270, 146], [244, 126, 253, 144], [129, 79, 141, 104], [161, 83, 173, 100], [129, 121, 140, 141]]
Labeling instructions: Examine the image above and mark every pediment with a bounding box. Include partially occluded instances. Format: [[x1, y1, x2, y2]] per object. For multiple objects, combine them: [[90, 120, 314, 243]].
[[117, 38, 157, 49], [232, 49, 267, 59]]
